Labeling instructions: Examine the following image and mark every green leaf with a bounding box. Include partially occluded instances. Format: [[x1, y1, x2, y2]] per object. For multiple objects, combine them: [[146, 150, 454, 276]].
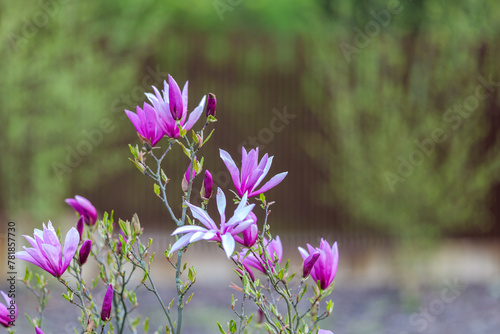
[[192, 130, 198, 144], [203, 129, 215, 146], [229, 319, 237, 333], [161, 169, 168, 183], [216, 322, 225, 334], [128, 144, 138, 159], [177, 141, 191, 159], [207, 115, 217, 123], [154, 183, 161, 196], [179, 127, 187, 137], [128, 158, 145, 173], [326, 300, 334, 314], [144, 318, 150, 332], [259, 193, 266, 204]]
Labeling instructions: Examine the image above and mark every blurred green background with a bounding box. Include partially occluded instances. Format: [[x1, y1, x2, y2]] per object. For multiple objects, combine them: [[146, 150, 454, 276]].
[[2, 0, 499, 242]]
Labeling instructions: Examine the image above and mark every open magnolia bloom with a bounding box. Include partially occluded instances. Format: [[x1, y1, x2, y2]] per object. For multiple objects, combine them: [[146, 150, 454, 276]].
[[298, 239, 339, 290], [0, 291, 17, 327], [146, 75, 206, 139], [65, 195, 97, 226], [124, 102, 165, 147], [170, 188, 255, 258], [220, 147, 288, 198], [16, 221, 79, 277]]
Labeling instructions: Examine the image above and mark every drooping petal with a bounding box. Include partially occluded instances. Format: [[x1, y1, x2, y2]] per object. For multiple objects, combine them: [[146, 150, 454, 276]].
[[221, 233, 236, 258]]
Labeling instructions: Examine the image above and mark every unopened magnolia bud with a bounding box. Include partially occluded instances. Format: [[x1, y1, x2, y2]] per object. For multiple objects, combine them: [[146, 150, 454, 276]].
[[182, 158, 197, 192], [76, 216, 84, 241], [79, 240, 92, 265], [206, 93, 216, 117], [100, 284, 113, 321], [201, 170, 213, 199], [35, 327, 45, 334], [132, 214, 141, 235]]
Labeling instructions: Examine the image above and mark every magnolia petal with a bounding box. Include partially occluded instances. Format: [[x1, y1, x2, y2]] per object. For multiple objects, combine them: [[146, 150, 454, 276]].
[[221, 234, 235, 258], [184, 95, 206, 131], [186, 202, 217, 230], [62, 227, 79, 273], [216, 188, 227, 226], [171, 225, 208, 236], [251, 172, 288, 197], [219, 149, 241, 190], [170, 233, 194, 254]]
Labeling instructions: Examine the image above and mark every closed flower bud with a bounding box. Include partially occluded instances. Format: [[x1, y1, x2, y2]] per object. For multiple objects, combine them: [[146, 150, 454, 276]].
[[35, 327, 44, 334], [206, 93, 216, 117], [100, 284, 113, 321], [76, 216, 84, 241], [201, 170, 213, 200], [182, 158, 197, 192], [79, 240, 92, 266]]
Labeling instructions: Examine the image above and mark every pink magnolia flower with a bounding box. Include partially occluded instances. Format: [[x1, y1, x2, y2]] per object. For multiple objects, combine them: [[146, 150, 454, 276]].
[[16, 222, 79, 277], [101, 284, 113, 321], [170, 188, 255, 258], [298, 239, 339, 290], [318, 330, 333, 334], [145, 75, 206, 139], [234, 236, 283, 277], [125, 102, 165, 147], [0, 291, 17, 327], [220, 147, 287, 197], [65, 195, 97, 226]]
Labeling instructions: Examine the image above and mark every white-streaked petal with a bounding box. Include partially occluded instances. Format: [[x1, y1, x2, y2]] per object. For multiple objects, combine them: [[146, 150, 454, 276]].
[[171, 225, 208, 235], [170, 234, 194, 254], [62, 228, 79, 272], [186, 202, 217, 230], [216, 188, 226, 225], [221, 234, 236, 258]]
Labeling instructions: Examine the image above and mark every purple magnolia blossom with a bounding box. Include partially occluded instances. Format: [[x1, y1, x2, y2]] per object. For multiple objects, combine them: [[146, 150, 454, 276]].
[[0, 291, 17, 327], [206, 93, 216, 117], [145, 76, 206, 139], [35, 327, 44, 334], [233, 212, 258, 247], [234, 236, 283, 277], [16, 222, 79, 277], [318, 330, 333, 334], [79, 240, 92, 265], [298, 239, 339, 290], [201, 170, 213, 199], [101, 284, 113, 321], [220, 147, 287, 197], [124, 102, 165, 147], [170, 188, 255, 258], [65, 195, 97, 226]]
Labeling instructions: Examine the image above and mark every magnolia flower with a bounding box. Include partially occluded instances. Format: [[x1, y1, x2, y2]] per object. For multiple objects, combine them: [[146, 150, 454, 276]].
[[35, 327, 44, 334], [318, 330, 333, 334], [206, 93, 216, 117], [234, 236, 283, 277], [101, 284, 113, 321], [16, 222, 79, 277], [233, 212, 258, 247], [146, 75, 206, 139], [65, 195, 97, 226], [0, 291, 17, 327], [201, 170, 213, 200], [125, 102, 165, 147], [220, 147, 287, 197], [170, 188, 255, 258], [79, 240, 92, 266], [298, 239, 339, 290]]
